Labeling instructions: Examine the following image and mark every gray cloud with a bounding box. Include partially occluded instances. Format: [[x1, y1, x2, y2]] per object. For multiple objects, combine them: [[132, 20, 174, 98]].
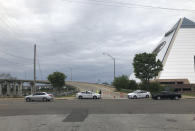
[[0, 0, 194, 83]]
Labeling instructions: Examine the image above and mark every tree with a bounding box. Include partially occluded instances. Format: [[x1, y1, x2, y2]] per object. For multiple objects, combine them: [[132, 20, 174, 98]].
[[128, 80, 138, 90], [112, 75, 137, 91], [112, 75, 129, 91], [48, 72, 67, 92], [133, 52, 163, 87]]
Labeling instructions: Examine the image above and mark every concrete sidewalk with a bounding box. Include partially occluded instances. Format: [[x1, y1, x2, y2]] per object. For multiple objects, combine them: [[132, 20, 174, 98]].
[[1, 114, 195, 131], [182, 95, 195, 99]]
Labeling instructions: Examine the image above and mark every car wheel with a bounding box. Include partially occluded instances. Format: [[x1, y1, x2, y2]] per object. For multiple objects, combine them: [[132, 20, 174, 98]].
[[42, 97, 47, 102], [93, 96, 97, 99], [157, 96, 161, 100], [174, 96, 179, 100], [79, 96, 83, 99], [133, 95, 137, 99], [146, 95, 149, 98], [26, 98, 31, 102]]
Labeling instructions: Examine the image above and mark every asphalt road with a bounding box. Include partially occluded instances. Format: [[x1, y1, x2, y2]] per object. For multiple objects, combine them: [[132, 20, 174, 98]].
[[0, 99, 195, 116], [1, 99, 195, 131]]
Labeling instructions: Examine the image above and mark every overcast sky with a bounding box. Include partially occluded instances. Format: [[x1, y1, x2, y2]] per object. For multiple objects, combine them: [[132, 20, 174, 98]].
[[0, 0, 195, 83]]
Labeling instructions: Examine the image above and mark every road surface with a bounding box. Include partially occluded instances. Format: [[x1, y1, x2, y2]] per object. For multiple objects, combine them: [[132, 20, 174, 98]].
[[0, 99, 195, 131]]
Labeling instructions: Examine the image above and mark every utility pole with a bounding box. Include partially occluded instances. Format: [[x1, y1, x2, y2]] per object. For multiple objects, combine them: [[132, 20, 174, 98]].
[[33, 44, 36, 94], [70, 68, 72, 81]]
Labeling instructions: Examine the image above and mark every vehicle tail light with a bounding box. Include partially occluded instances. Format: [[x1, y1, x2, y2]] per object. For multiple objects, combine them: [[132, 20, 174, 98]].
[[49, 94, 53, 97]]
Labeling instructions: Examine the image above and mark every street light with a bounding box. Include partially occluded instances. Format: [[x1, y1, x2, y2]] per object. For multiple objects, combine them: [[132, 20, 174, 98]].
[[102, 52, 116, 81]]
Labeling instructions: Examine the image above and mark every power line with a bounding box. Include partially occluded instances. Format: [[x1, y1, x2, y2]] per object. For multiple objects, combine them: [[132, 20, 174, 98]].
[[63, 0, 195, 12], [0, 56, 33, 66], [92, 0, 195, 12], [0, 48, 33, 61]]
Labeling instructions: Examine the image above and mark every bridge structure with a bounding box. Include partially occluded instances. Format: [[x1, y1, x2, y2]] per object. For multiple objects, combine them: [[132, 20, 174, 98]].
[[0, 79, 123, 99], [0, 79, 50, 97]]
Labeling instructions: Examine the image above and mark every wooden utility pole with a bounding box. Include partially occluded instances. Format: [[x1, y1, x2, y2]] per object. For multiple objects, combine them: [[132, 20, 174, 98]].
[[33, 44, 36, 94], [70, 68, 72, 81]]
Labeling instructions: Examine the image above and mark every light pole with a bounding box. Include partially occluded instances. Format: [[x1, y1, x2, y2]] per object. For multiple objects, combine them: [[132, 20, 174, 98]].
[[102, 52, 116, 81]]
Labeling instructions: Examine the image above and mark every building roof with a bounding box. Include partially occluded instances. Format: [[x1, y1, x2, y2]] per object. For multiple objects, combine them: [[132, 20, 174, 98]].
[[180, 17, 195, 28]]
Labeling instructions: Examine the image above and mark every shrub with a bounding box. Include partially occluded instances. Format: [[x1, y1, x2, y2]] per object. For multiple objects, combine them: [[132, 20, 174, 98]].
[[112, 75, 138, 91], [112, 75, 129, 91], [128, 80, 138, 90], [139, 82, 165, 93]]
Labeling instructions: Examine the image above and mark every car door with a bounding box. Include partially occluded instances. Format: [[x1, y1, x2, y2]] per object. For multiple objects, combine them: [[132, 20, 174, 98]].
[[161, 92, 169, 99], [88, 92, 93, 98], [82, 92, 87, 98], [86, 91, 93, 98], [38, 93, 45, 100], [140, 91, 146, 98], [137, 91, 142, 98], [32, 93, 40, 101], [165, 92, 172, 99]]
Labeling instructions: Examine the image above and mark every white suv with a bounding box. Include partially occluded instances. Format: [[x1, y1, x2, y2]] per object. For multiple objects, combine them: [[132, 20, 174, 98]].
[[76, 91, 101, 99], [25, 92, 54, 102]]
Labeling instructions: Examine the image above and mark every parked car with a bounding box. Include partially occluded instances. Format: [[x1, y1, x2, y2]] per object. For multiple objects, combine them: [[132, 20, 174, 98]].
[[25, 92, 54, 102], [152, 91, 181, 100], [128, 90, 151, 99], [76, 91, 101, 99]]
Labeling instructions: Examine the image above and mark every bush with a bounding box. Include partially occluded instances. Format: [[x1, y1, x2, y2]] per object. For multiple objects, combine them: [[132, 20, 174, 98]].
[[128, 80, 138, 90], [139, 82, 165, 93], [112, 75, 138, 91]]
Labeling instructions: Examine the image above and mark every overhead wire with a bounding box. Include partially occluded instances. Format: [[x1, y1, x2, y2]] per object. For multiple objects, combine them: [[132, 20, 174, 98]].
[[0, 48, 33, 61], [0, 56, 33, 66], [63, 0, 195, 12]]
